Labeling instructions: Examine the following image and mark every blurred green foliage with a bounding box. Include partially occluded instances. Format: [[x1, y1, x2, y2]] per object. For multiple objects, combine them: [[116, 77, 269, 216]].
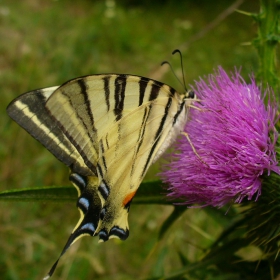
[[1, 0, 271, 279]]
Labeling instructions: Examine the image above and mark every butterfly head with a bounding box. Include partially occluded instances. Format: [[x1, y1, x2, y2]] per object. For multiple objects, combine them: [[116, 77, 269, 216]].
[[184, 90, 196, 100]]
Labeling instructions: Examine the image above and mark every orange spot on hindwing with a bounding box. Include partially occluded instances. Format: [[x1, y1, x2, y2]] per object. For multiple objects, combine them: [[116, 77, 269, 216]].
[[122, 191, 137, 208]]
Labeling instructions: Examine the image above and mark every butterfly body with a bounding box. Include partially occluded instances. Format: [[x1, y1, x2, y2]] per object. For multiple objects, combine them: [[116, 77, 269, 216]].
[[7, 73, 195, 278]]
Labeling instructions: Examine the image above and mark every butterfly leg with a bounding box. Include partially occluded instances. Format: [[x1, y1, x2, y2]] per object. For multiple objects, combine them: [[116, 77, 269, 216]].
[[181, 132, 209, 166]]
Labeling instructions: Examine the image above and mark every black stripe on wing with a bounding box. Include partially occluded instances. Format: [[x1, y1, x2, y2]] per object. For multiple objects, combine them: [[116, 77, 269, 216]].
[[48, 106, 97, 173], [130, 106, 151, 177], [78, 79, 95, 129], [48, 84, 98, 173], [6, 88, 94, 176], [173, 100, 186, 125], [141, 96, 173, 177], [114, 75, 127, 121], [103, 75, 111, 112], [149, 82, 161, 101], [100, 139, 108, 172], [138, 76, 148, 106]]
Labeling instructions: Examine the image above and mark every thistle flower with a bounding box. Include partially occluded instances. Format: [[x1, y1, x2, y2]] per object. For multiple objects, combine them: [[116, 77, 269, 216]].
[[160, 67, 280, 207]]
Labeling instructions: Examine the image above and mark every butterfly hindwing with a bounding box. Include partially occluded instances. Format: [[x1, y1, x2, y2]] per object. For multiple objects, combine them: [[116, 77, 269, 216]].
[[44, 173, 102, 279], [95, 83, 191, 241], [45, 74, 192, 242]]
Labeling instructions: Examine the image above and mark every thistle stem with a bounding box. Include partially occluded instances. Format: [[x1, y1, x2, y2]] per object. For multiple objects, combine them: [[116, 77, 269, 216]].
[[255, 0, 280, 92]]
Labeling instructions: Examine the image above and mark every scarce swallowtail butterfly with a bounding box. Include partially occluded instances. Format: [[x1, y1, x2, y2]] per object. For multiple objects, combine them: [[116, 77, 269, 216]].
[[7, 68, 196, 278]]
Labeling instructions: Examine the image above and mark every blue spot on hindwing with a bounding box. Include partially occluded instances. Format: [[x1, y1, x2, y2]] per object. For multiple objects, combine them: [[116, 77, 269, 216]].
[[69, 173, 86, 192], [109, 226, 129, 240], [80, 223, 95, 234], [99, 229, 108, 241], [98, 181, 110, 200], [78, 197, 90, 211], [99, 207, 106, 220]]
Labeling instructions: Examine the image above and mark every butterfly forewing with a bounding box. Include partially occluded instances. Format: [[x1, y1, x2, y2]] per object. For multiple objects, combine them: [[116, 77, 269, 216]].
[[6, 87, 94, 176], [46, 75, 171, 169]]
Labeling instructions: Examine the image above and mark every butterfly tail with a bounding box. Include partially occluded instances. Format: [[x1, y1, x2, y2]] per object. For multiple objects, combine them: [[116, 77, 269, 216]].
[[43, 173, 102, 278], [43, 233, 76, 280]]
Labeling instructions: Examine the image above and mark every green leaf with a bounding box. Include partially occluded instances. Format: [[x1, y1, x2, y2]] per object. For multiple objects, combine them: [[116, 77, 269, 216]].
[[152, 246, 169, 278], [0, 185, 76, 201], [177, 250, 189, 267], [147, 238, 248, 280], [158, 206, 187, 240], [0, 180, 183, 205], [202, 206, 238, 226]]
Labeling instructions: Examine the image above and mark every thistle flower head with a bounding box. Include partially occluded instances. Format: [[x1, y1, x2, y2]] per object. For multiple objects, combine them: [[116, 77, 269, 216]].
[[160, 67, 280, 207]]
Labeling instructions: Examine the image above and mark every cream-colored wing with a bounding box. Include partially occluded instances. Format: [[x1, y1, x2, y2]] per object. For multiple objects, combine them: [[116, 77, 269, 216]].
[[45, 74, 174, 173], [95, 90, 190, 241], [41, 74, 194, 278], [6, 87, 94, 176], [7, 73, 195, 279]]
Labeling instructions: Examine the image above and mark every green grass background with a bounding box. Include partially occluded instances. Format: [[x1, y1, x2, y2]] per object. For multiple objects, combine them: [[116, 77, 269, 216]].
[[0, 0, 260, 279]]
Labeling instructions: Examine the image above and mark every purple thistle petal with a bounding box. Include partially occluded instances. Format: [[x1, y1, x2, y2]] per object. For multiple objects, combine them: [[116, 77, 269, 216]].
[[160, 67, 280, 207]]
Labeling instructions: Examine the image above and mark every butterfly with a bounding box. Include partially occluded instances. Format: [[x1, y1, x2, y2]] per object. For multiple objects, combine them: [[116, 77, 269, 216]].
[[7, 73, 195, 278]]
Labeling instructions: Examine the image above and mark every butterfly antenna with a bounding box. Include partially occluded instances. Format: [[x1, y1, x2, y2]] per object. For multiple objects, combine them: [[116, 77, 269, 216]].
[[172, 49, 187, 91], [161, 60, 185, 90]]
